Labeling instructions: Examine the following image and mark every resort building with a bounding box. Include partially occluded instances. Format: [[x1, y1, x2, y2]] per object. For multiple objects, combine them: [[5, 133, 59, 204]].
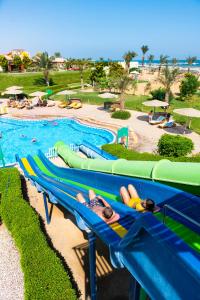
[[51, 57, 66, 70], [119, 61, 139, 69], [1, 49, 31, 72]]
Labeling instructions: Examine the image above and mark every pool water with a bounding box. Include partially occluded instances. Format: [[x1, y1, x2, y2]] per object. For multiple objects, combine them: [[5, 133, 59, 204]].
[[0, 118, 115, 165]]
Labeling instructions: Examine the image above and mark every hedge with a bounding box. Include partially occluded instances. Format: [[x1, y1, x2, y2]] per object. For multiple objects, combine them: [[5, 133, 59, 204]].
[[111, 110, 131, 120], [102, 144, 200, 162], [158, 134, 194, 157], [0, 168, 77, 300]]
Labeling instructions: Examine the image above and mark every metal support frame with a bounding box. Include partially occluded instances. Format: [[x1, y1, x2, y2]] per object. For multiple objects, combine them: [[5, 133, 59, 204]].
[[88, 231, 97, 300], [129, 277, 141, 300], [43, 192, 50, 224]]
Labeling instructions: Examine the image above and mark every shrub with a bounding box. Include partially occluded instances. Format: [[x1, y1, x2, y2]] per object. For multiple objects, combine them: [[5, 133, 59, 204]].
[[150, 87, 173, 102], [0, 168, 77, 300], [34, 77, 55, 86], [102, 143, 200, 162], [180, 73, 200, 99], [158, 134, 194, 157], [111, 110, 131, 120], [150, 88, 166, 100]]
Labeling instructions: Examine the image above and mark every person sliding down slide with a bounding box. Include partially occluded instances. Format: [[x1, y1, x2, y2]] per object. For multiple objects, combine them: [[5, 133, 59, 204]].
[[76, 190, 120, 224], [120, 184, 159, 213]]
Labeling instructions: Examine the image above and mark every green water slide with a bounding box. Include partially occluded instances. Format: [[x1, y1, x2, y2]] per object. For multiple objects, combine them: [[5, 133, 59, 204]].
[[55, 141, 200, 196]]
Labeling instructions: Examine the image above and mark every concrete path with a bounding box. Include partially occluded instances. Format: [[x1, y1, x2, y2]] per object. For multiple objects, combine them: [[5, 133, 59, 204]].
[[0, 224, 24, 300]]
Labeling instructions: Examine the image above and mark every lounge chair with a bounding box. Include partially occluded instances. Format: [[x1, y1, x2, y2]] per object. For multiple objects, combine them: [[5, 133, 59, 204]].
[[58, 102, 68, 108], [149, 115, 166, 125], [0, 106, 8, 115], [158, 120, 176, 128]]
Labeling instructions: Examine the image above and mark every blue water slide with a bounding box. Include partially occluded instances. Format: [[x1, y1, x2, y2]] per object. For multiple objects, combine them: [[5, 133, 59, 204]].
[[17, 153, 200, 300], [78, 140, 117, 160]]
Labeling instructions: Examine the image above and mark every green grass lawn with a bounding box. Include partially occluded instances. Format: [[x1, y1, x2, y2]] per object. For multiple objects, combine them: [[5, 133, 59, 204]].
[[0, 71, 200, 134], [0, 71, 88, 94]]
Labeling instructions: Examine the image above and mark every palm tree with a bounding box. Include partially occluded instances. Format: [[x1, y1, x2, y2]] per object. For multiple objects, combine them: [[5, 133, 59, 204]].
[[148, 54, 154, 72], [158, 55, 169, 75], [186, 56, 197, 72], [75, 58, 91, 89], [39, 52, 52, 85], [54, 52, 61, 58], [117, 72, 137, 109], [171, 58, 178, 67], [123, 51, 137, 72], [141, 45, 149, 66], [159, 66, 179, 102]]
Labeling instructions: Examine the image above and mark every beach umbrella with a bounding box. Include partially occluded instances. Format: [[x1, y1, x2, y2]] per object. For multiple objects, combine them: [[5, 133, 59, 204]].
[[173, 108, 200, 130], [29, 91, 47, 97], [98, 92, 118, 99], [142, 100, 169, 112], [56, 90, 77, 100], [6, 85, 23, 90], [56, 90, 77, 96], [3, 89, 23, 95]]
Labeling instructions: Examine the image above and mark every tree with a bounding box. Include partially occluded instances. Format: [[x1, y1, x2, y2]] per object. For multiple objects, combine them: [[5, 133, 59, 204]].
[[123, 51, 137, 72], [22, 53, 32, 70], [171, 58, 178, 67], [89, 62, 106, 87], [180, 73, 200, 99], [186, 56, 197, 72], [116, 72, 137, 109], [159, 66, 179, 102], [144, 82, 152, 95], [75, 58, 91, 89], [0, 55, 8, 71], [54, 52, 61, 58], [158, 55, 169, 75], [148, 54, 154, 72], [109, 62, 124, 79], [141, 45, 149, 66], [13, 55, 22, 70], [39, 52, 52, 85]]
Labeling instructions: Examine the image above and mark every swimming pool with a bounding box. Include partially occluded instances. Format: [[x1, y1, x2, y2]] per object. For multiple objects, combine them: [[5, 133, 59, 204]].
[[0, 118, 115, 165]]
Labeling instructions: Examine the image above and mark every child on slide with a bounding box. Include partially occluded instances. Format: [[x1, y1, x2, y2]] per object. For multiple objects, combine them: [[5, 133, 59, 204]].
[[120, 184, 158, 213]]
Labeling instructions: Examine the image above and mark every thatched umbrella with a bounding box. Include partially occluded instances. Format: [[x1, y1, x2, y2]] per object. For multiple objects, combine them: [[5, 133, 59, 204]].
[[98, 92, 118, 99], [143, 99, 169, 113], [173, 108, 200, 129], [6, 85, 23, 90], [56, 90, 77, 100], [29, 91, 47, 97]]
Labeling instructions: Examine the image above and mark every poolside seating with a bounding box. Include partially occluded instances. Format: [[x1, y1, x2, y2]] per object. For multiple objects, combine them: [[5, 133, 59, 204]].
[[67, 98, 82, 109], [149, 115, 166, 125], [158, 120, 176, 128], [0, 106, 8, 115], [58, 101, 68, 108], [17, 101, 26, 109]]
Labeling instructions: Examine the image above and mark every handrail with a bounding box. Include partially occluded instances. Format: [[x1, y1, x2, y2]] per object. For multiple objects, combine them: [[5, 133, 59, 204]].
[[163, 204, 200, 229]]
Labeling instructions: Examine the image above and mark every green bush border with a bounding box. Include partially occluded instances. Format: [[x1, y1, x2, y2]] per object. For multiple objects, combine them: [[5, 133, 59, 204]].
[[102, 144, 200, 162], [0, 168, 77, 300]]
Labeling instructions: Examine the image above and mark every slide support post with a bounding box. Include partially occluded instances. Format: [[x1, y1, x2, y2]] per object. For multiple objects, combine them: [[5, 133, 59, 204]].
[[88, 231, 97, 300], [43, 192, 50, 224], [129, 277, 141, 300]]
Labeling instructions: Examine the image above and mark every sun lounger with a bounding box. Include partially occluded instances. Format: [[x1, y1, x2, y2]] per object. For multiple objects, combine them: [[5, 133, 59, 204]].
[[0, 106, 8, 115], [158, 121, 176, 128], [58, 102, 68, 108], [149, 115, 166, 125]]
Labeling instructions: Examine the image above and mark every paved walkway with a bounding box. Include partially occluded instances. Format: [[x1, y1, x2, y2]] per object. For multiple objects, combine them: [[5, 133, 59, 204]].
[[0, 225, 24, 300], [4, 103, 200, 154]]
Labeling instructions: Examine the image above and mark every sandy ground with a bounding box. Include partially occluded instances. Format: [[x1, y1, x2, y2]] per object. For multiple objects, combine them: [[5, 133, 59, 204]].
[[24, 171, 130, 300], [3, 102, 200, 154], [0, 224, 24, 300]]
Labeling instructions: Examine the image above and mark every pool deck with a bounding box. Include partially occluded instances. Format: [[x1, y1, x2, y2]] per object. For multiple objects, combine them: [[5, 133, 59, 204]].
[[3, 102, 200, 154]]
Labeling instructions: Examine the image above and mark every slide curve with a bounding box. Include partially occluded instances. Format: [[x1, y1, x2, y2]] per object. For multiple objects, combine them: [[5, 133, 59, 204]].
[[55, 141, 200, 196]]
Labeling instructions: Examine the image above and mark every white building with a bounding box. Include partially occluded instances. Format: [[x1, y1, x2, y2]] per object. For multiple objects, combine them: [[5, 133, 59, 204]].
[[119, 61, 139, 69]]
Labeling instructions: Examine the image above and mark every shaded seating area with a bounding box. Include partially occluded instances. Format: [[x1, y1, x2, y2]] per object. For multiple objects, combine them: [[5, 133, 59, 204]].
[[158, 120, 176, 128]]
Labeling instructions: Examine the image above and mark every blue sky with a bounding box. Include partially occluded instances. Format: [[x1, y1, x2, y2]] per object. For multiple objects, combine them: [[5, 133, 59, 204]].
[[0, 0, 199, 59]]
